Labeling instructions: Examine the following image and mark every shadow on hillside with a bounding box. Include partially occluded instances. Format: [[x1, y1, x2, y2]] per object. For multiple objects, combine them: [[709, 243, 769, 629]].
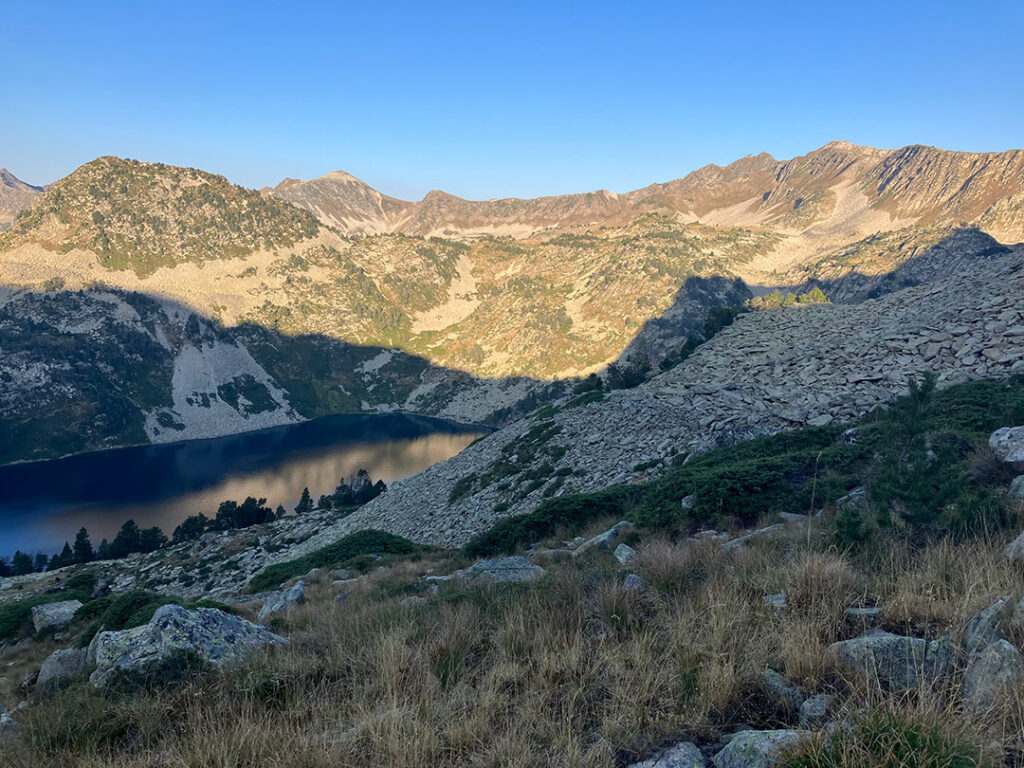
[[1, 227, 1016, 464]]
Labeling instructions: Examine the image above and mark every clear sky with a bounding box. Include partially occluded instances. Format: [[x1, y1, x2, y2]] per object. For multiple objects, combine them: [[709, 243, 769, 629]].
[[5, 0, 1023, 200]]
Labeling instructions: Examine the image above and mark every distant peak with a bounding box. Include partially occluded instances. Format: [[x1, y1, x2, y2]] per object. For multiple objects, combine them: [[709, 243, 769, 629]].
[[320, 169, 365, 184]]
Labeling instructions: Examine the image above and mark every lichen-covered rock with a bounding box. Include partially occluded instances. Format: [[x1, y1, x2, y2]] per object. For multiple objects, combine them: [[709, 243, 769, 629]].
[[573, 521, 635, 557], [1009, 475, 1024, 499], [623, 573, 645, 592], [31, 600, 83, 633], [963, 639, 1024, 711], [713, 729, 807, 768], [763, 668, 804, 711], [614, 543, 638, 566], [990, 426, 1024, 464], [458, 556, 545, 585], [627, 741, 705, 768], [90, 604, 287, 687], [924, 636, 955, 684], [257, 580, 305, 623], [964, 596, 1011, 658], [828, 631, 928, 691], [36, 648, 88, 693]]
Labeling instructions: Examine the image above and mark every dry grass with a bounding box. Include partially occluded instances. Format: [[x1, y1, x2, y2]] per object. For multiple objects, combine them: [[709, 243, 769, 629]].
[[6, 529, 1024, 767]]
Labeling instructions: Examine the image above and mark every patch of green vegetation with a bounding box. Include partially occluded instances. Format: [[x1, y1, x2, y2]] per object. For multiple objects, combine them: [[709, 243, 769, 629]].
[[749, 286, 829, 310], [466, 374, 1024, 557], [248, 530, 424, 592], [0, 573, 96, 642], [784, 709, 990, 768]]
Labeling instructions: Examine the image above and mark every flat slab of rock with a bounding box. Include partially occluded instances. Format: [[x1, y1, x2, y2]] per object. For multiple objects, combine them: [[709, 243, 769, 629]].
[[627, 741, 705, 767], [36, 648, 88, 692], [257, 580, 305, 623], [713, 729, 807, 768], [991, 427, 1024, 463], [964, 596, 1010, 657], [459, 556, 545, 585], [31, 600, 83, 633], [90, 604, 287, 687]]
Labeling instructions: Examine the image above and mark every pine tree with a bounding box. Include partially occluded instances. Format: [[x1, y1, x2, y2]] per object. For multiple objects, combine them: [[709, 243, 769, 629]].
[[295, 487, 313, 515], [58, 542, 74, 567], [0, 558, 10, 577], [73, 528, 94, 564], [97, 539, 111, 560], [11, 551, 33, 575], [110, 519, 142, 558], [33, 553, 48, 572]]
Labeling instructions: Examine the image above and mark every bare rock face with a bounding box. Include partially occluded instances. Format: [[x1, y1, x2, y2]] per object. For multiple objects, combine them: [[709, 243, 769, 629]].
[[89, 604, 287, 688], [963, 639, 1024, 711], [626, 741, 705, 768], [36, 648, 88, 693]]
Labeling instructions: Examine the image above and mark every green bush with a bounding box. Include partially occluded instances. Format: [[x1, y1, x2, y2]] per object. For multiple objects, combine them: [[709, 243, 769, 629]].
[[464, 486, 635, 557], [784, 709, 990, 768], [248, 530, 422, 592]]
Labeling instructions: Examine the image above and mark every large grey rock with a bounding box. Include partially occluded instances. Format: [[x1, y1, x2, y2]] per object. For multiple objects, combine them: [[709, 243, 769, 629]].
[[572, 521, 635, 557], [257, 580, 306, 623], [90, 604, 287, 687], [1005, 530, 1024, 562], [459, 556, 545, 585], [963, 596, 1010, 658], [623, 573, 646, 592], [799, 694, 829, 729], [1009, 476, 1024, 499], [991, 427, 1024, 464], [31, 600, 83, 633], [724, 525, 785, 550], [763, 668, 803, 711], [925, 636, 955, 684], [36, 648, 88, 692], [963, 639, 1024, 711], [627, 741, 705, 767], [713, 729, 807, 768], [828, 631, 947, 691]]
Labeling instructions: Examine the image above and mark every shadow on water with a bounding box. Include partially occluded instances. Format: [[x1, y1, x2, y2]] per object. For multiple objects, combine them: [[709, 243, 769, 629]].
[[0, 412, 487, 558]]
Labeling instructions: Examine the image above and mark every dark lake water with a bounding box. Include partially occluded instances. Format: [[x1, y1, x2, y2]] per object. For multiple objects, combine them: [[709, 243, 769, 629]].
[[0, 414, 486, 559]]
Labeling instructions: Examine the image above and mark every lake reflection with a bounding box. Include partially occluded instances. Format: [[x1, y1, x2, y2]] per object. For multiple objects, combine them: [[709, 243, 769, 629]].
[[0, 414, 486, 558]]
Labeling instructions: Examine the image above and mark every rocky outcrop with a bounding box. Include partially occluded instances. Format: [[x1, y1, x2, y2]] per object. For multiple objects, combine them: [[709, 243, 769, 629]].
[[0, 168, 43, 231], [991, 427, 1024, 464], [30, 600, 82, 633], [963, 639, 1024, 711], [827, 631, 952, 692], [90, 604, 287, 687]]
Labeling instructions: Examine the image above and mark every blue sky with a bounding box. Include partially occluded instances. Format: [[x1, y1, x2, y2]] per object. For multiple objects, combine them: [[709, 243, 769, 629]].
[[5, 0, 1023, 200]]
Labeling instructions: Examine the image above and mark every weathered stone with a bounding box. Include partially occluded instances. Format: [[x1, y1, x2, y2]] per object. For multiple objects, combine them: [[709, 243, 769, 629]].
[[31, 600, 83, 633], [963, 639, 1024, 711], [799, 694, 829, 729], [572, 521, 635, 557], [90, 604, 287, 687], [331, 568, 350, 580], [828, 631, 926, 691], [963, 596, 1010, 658], [623, 573, 645, 592], [36, 648, 88, 692], [845, 606, 882, 624], [257, 580, 306, 623], [626, 741, 705, 768], [458, 556, 545, 585], [991, 427, 1024, 464], [724, 525, 785, 550], [713, 729, 808, 768], [614, 543, 638, 566], [763, 668, 803, 710], [924, 636, 955, 684], [680, 495, 696, 511], [1009, 476, 1024, 499]]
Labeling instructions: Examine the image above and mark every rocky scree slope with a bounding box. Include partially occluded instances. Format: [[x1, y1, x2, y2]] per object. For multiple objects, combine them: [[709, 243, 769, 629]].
[[286, 242, 1024, 553]]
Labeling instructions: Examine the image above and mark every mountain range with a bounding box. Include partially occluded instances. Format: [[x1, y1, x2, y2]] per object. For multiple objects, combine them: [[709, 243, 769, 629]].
[[1, 141, 1023, 462]]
